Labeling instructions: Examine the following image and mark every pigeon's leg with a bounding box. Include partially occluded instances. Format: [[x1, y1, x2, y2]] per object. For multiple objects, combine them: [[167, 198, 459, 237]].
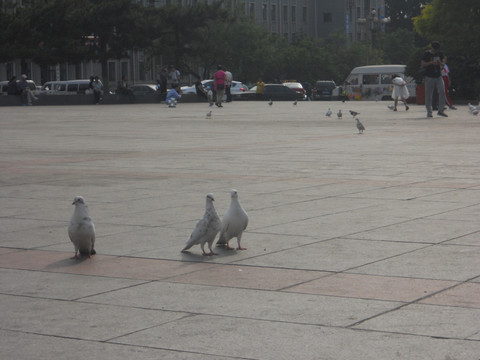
[[236, 235, 247, 250], [72, 249, 79, 259], [207, 242, 218, 256]]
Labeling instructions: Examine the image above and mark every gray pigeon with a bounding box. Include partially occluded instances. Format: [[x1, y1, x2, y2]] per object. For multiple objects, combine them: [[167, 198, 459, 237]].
[[326, 108, 332, 117], [206, 110, 212, 119], [216, 189, 249, 250], [182, 193, 221, 256], [268, 99, 273, 106], [356, 118, 365, 134], [68, 196, 96, 259], [293, 100, 297, 106], [349, 110, 360, 117], [337, 109, 342, 119], [468, 103, 479, 115]]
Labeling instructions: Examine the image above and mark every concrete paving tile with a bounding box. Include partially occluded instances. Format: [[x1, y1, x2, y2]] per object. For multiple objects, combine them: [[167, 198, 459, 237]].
[[0, 294, 187, 341], [354, 303, 480, 340], [0, 221, 68, 249], [83, 281, 403, 327], [344, 185, 449, 201], [347, 218, 480, 244], [0, 249, 76, 270], [0, 330, 230, 360], [420, 282, 480, 308], [420, 188, 480, 204], [285, 273, 458, 302], [0, 268, 145, 300], [352, 244, 480, 281], [236, 238, 425, 272], [168, 264, 328, 290], [429, 203, 480, 222], [113, 314, 480, 360], [444, 231, 480, 246]]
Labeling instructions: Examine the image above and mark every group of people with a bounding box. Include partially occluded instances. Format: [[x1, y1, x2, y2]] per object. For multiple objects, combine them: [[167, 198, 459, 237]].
[[6, 74, 38, 105], [392, 41, 456, 117]]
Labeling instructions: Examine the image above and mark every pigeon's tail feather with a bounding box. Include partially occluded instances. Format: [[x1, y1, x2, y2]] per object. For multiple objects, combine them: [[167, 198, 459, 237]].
[[216, 232, 227, 246]]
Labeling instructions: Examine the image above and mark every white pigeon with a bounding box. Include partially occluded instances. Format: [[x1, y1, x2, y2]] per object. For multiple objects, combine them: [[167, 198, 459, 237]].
[[356, 118, 365, 134], [216, 189, 249, 250], [68, 196, 96, 259], [206, 111, 212, 119], [337, 109, 342, 119], [182, 193, 221, 256], [268, 99, 273, 106], [326, 108, 332, 117], [468, 103, 479, 115]]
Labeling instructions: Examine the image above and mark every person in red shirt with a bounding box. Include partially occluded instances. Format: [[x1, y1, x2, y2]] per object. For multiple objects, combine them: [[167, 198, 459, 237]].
[[213, 65, 226, 107]]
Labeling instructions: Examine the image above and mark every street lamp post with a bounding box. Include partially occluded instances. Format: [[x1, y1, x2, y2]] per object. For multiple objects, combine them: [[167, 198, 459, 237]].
[[357, 9, 390, 65]]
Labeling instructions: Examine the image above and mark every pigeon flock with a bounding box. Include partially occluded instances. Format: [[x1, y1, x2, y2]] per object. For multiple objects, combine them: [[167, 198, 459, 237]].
[[68, 99, 480, 259]]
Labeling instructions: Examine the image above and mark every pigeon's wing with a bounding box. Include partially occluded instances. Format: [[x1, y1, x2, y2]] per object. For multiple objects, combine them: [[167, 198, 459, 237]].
[[183, 216, 209, 251]]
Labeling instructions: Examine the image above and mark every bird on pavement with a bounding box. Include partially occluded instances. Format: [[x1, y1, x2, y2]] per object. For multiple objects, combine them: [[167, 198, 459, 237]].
[[349, 110, 360, 117], [468, 103, 479, 115], [206, 111, 212, 119], [216, 189, 249, 250], [68, 196, 96, 259], [293, 100, 297, 106], [337, 109, 342, 119], [326, 108, 332, 117], [182, 193, 221, 256], [355, 118, 365, 134], [268, 99, 273, 106]]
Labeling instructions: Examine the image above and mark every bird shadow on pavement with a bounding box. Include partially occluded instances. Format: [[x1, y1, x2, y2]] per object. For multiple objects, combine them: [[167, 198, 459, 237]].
[[44, 255, 92, 269]]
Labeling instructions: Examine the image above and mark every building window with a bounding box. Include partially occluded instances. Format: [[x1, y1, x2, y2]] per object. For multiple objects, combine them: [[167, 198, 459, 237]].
[[302, 6, 307, 22], [271, 4, 276, 21], [249, 2, 255, 17], [323, 12, 332, 23], [121, 62, 129, 80], [282, 5, 288, 21], [262, 4, 267, 20], [291, 6, 296, 22]]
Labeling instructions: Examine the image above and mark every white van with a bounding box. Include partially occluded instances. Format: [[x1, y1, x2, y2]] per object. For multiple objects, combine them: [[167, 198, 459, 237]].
[[40, 79, 101, 95], [344, 65, 416, 101]]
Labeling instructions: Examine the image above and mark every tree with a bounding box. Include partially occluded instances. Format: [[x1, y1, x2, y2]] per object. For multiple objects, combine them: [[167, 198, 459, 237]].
[[413, 0, 480, 98]]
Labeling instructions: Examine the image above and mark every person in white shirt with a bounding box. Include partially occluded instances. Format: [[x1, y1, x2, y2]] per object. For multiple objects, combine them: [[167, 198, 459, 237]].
[[391, 75, 410, 111], [224, 67, 233, 102]]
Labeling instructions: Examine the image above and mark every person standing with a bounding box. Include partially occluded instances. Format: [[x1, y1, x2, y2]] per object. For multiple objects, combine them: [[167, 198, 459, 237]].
[[441, 58, 456, 110], [421, 41, 448, 117], [255, 78, 265, 100], [213, 65, 226, 107], [168, 66, 181, 88], [391, 75, 410, 111], [224, 67, 233, 102], [92, 76, 103, 104], [159, 67, 168, 94]]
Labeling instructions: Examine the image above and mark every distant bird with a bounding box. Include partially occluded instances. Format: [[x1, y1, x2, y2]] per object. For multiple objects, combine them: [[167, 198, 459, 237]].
[[206, 111, 212, 119], [355, 118, 365, 134], [216, 189, 249, 250], [468, 103, 479, 115], [349, 110, 360, 117], [337, 109, 342, 119], [268, 99, 273, 106], [388, 104, 395, 110], [325, 108, 332, 117], [293, 100, 297, 106], [182, 194, 221, 256], [209, 101, 214, 107], [68, 196, 96, 259]]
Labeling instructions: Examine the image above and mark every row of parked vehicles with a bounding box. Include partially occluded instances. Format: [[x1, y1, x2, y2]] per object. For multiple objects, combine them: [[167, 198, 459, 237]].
[[1, 65, 415, 101]]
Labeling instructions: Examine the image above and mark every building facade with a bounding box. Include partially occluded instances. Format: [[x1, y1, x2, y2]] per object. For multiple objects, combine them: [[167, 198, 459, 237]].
[[1, 0, 386, 88]]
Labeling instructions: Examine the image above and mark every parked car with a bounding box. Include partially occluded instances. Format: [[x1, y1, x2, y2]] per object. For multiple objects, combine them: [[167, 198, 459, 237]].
[[313, 80, 340, 100], [283, 82, 306, 98], [40, 81, 66, 94], [129, 84, 158, 96], [247, 84, 304, 101], [181, 80, 249, 100]]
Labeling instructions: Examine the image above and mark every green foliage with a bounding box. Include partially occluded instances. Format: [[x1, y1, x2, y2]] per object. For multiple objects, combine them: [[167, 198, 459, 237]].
[[414, 0, 480, 98]]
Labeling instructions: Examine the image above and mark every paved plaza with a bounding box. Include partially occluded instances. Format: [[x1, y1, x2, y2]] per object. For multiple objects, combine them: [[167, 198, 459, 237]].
[[1, 100, 479, 359]]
